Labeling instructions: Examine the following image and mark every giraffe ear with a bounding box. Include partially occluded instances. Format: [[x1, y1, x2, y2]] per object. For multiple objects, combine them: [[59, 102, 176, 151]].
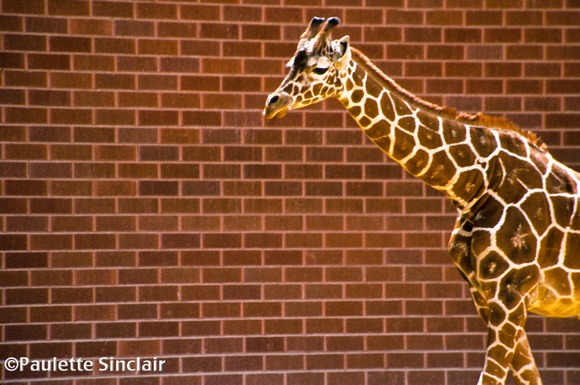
[[333, 36, 350, 65]]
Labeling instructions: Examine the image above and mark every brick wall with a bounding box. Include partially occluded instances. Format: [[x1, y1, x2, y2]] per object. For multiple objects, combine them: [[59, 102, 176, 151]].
[[1, 0, 579, 384]]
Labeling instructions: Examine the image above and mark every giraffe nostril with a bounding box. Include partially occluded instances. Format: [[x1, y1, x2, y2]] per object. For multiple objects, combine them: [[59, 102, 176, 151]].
[[269, 95, 279, 105]]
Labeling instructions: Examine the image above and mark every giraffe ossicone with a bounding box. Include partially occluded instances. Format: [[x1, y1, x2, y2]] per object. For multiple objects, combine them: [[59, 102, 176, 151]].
[[264, 17, 580, 385]]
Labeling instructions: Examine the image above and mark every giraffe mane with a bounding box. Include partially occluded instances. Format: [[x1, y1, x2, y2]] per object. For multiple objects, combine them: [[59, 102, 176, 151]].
[[349, 47, 547, 151]]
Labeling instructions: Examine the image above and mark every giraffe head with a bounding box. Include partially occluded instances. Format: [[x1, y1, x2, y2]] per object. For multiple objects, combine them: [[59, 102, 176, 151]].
[[264, 17, 350, 119]]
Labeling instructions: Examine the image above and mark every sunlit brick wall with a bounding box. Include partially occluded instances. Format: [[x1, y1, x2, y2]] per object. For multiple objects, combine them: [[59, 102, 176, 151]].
[[1, 1, 579, 384]]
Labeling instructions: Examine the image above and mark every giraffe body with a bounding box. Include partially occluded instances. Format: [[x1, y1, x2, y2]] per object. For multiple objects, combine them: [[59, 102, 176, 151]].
[[264, 18, 580, 385]]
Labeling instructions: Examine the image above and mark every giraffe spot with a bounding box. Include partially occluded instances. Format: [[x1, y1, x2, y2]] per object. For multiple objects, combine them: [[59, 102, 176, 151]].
[[537, 227, 564, 268], [391, 128, 415, 161], [449, 228, 474, 275], [372, 134, 391, 155], [364, 119, 391, 141], [509, 161, 544, 191], [398, 116, 416, 133], [451, 169, 485, 205], [346, 78, 354, 91], [496, 207, 537, 264], [321, 85, 329, 96], [364, 98, 380, 120], [359, 116, 372, 128], [417, 110, 439, 131], [380, 93, 396, 121], [417, 125, 443, 149], [488, 301, 507, 327], [353, 70, 365, 87], [449, 144, 477, 168], [499, 133, 527, 156], [544, 267, 572, 296], [348, 105, 362, 119], [313, 83, 323, 95], [352, 90, 364, 104], [365, 76, 382, 98], [472, 229, 492, 256], [442, 119, 467, 144], [545, 165, 575, 194], [484, 348, 509, 376], [420, 150, 456, 188], [572, 273, 580, 297], [479, 251, 510, 280], [549, 196, 574, 228], [391, 95, 412, 116], [507, 302, 526, 325], [470, 126, 497, 157], [473, 196, 506, 230], [563, 232, 580, 269], [498, 265, 540, 309], [529, 149, 548, 175], [304, 91, 314, 100], [492, 153, 530, 204], [498, 325, 518, 350], [404, 149, 429, 176], [519, 192, 551, 236]]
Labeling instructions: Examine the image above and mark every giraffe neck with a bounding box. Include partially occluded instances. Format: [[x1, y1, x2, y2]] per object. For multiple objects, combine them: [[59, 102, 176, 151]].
[[338, 48, 491, 215]]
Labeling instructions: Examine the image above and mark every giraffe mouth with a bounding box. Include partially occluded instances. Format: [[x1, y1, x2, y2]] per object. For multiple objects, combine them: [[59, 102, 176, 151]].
[[263, 93, 292, 119], [270, 108, 288, 119]]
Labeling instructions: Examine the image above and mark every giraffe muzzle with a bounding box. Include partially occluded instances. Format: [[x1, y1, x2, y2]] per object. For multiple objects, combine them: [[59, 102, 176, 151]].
[[263, 92, 292, 119]]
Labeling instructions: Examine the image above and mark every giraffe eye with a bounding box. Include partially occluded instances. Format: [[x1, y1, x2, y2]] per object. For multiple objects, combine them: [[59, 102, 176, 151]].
[[313, 66, 329, 75]]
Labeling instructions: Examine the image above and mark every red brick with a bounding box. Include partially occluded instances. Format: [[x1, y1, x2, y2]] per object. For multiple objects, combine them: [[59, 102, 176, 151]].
[[0, 52, 24, 68], [5, 70, 47, 87], [445, 28, 482, 43], [4, 33, 47, 51], [95, 38, 136, 54], [138, 39, 178, 56], [3, 0, 45, 14], [386, 9, 423, 25], [115, 19, 154, 37], [137, 3, 177, 19], [200, 23, 239, 40], [49, 36, 91, 53], [181, 5, 220, 20], [93, 1, 134, 18], [51, 72, 92, 89], [48, 0, 89, 16], [484, 28, 522, 43], [0, 15, 22, 32], [202, 58, 241, 74], [5, 107, 48, 124]]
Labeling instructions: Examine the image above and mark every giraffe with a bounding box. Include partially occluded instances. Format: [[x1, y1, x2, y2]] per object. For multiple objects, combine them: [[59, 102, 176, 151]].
[[264, 17, 580, 385]]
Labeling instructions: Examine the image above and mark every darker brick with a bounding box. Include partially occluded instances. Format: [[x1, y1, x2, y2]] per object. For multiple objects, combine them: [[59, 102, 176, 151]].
[[93, 1, 134, 18], [244, 164, 282, 179], [96, 74, 136, 90], [4, 34, 47, 51], [28, 53, 70, 70], [3, 0, 45, 14], [50, 36, 91, 53], [139, 181, 179, 196], [162, 234, 201, 249]]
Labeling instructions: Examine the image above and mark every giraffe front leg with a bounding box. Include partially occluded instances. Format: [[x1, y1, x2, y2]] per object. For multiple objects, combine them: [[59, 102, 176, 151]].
[[510, 332, 542, 385], [478, 301, 542, 385]]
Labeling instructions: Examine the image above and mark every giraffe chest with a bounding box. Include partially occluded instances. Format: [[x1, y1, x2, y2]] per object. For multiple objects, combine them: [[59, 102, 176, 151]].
[[464, 188, 580, 318]]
